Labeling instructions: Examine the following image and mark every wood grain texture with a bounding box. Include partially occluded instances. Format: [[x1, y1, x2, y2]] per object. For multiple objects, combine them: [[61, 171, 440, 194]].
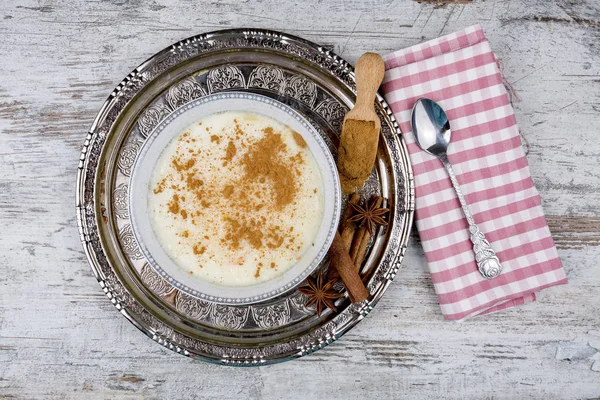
[[0, 0, 599, 399]]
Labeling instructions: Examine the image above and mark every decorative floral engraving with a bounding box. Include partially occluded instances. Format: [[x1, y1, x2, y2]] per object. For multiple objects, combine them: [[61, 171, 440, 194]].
[[308, 119, 337, 154], [104, 272, 134, 306], [99, 161, 108, 224], [140, 263, 174, 296], [207, 66, 245, 93], [211, 305, 250, 330], [288, 291, 315, 314], [261, 342, 294, 358], [138, 103, 172, 137], [149, 52, 181, 79], [367, 271, 385, 293], [105, 97, 126, 130], [287, 322, 338, 355], [360, 171, 382, 199], [112, 183, 129, 219], [175, 291, 213, 320], [166, 78, 206, 110], [251, 302, 291, 329], [378, 108, 393, 137], [338, 302, 367, 326], [315, 98, 347, 132], [281, 74, 317, 107], [470, 225, 502, 279], [117, 141, 141, 177], [103, 274, 123, 301], [247, 66, 285, 91], [146, 311, 175, 340], [118, 224, 144, 260]]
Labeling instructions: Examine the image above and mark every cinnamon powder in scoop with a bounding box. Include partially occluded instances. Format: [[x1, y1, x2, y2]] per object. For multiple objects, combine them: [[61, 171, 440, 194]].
[[337, 120, 378, 193]]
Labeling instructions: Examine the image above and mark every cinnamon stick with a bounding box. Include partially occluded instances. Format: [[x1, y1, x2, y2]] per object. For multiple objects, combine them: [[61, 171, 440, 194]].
[[339, 193, 361, 233], [351, 196, 383, 269], [340, 193, 361, 250], [349, 228, 365, 262], [329, 231, 369, 303], [329, 193, 361, 281]]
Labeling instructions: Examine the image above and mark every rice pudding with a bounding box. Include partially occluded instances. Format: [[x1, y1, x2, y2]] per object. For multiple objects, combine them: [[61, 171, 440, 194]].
[[149, 111, 324, 287]]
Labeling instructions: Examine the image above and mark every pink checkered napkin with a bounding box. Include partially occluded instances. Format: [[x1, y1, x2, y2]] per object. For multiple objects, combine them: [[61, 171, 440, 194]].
[[381, 24, 567, 321]]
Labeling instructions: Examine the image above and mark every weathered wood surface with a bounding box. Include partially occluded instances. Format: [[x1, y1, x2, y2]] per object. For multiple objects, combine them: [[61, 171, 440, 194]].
[[0, 0, 599, 398]]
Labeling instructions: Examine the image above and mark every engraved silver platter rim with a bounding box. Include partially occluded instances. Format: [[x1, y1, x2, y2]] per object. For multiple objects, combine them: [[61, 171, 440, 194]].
[[76, 28, 415, 366]]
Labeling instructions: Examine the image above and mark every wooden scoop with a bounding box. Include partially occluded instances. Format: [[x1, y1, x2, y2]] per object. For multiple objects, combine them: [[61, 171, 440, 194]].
[[337, 52, 385, 193]]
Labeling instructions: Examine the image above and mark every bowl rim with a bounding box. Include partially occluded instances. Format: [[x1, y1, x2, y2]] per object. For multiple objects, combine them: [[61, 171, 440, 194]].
[[128, 91, 342, 305]]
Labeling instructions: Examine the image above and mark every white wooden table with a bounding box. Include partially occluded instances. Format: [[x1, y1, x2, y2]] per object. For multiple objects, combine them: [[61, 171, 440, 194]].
[[1, 0, 599, 398]]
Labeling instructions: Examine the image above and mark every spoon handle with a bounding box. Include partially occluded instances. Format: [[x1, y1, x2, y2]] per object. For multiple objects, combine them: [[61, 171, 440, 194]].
[[440, 155, 503, 280]]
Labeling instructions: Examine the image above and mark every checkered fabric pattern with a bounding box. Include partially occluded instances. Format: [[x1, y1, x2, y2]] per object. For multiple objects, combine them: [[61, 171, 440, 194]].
[[382, 24, 567, 321]]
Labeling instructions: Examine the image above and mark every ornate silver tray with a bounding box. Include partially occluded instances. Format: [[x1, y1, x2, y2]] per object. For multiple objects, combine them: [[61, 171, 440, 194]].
[[76, 29, 415, 365]]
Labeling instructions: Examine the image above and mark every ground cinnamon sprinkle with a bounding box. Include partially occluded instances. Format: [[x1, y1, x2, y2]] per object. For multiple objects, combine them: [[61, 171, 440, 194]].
[[223, 141, 236, 165], [292, 130, 307, 148], [266, 230, 284, 249], [186, 173, 203, 190], [153, 176, 167, 194], [192, 243, 206, 255], [291, 153, 305, 166], [241, 128, 298, 210], [167, 194, 180, 215], [234, 119, 244, 138], [223, 185, 234, 198], [172, 158, 195, 172], [223, 217, 266, 250]]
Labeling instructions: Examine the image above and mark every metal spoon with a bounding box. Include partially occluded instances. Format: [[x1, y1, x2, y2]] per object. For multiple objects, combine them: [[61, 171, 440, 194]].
[[411, 98, 502, 279]]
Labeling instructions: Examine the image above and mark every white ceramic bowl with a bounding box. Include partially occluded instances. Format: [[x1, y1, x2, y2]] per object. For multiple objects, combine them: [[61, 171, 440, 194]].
[[129, 92, 341, 305]]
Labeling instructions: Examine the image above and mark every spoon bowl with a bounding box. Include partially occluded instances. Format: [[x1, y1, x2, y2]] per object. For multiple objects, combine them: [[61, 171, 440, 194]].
[[411, 98, 452, 158]]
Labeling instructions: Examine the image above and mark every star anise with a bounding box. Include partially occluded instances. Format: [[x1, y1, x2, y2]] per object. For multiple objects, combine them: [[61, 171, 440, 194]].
[[298, 271, 343, 316], [348, 197, 390, 233]]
